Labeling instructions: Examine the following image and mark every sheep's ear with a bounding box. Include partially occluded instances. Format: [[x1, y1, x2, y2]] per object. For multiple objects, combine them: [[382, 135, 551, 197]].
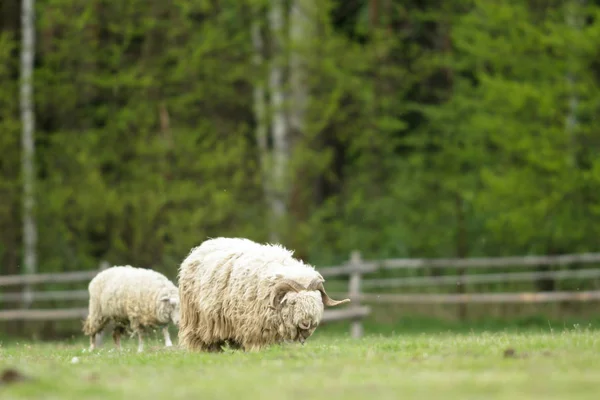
[[268, 295, 288, 311], [160, 296, 178, 305]]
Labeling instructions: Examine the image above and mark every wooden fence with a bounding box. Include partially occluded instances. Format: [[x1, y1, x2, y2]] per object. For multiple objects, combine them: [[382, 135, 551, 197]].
[[3, 252, 600, 339]]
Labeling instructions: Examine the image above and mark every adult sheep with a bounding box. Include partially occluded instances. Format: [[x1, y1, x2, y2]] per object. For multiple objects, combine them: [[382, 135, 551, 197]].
[[177, 237, 350, 352], [83, 265, 180, 353]]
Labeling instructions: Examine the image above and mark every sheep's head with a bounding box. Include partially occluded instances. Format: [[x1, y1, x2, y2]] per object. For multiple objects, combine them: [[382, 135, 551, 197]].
[[270, 277, 350, 344], [159, 295, 180, 326]]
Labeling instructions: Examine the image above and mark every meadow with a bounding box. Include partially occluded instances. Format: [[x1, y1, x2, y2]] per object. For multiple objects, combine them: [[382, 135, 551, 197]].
[[1, 322, 600, 400]]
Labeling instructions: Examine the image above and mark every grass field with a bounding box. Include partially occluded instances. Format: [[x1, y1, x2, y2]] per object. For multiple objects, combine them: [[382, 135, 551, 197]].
[[1, 324, 600, 400]]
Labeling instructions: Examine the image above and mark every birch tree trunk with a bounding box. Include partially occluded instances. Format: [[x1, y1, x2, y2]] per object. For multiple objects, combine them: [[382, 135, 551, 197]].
[[286, 0, 317, 257], [20, 0, 37, 308], [268, 0, 289, 242], [289, 0, 313, 139], [251, 17, 275, 241]]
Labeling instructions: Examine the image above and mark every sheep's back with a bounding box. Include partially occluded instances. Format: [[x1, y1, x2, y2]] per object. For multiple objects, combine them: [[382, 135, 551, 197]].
[[93, 266, 176, 323], [181, 238, 322, 318]]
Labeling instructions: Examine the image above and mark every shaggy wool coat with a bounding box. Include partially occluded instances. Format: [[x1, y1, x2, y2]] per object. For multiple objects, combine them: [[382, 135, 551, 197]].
[[83, 265, 179, 337], [177, 237, 349, 352]]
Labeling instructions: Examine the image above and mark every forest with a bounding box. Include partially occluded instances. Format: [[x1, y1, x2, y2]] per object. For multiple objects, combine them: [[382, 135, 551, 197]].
[[2, 0, 600, 280]]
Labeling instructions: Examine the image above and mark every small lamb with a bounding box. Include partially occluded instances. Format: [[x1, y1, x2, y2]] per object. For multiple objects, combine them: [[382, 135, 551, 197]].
[[83, 265, 180, 353]]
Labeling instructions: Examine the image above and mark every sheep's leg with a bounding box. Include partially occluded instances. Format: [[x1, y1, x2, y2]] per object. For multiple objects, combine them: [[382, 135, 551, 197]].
[[196, 341, 223, 352], [225, 340, 242, 350], [162, 326, 173, 347], [95, 329, 104, 348], [128, 319, 144, 353], [89, 329, 106, 351], [85, 315, 108, 351]]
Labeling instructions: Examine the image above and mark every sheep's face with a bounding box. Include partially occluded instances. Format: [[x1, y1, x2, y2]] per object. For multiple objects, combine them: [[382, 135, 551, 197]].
[[159, 295, 181, 326], [279, 291, 323, 344], [271, 277, 351, 344]]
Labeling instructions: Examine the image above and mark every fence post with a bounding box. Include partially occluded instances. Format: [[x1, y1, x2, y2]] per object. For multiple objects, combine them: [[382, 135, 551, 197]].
[[349, 250, 363, 339], [20, 267, 34, 338], [98, 260, 110, 271], [21, 282, 33, 310]]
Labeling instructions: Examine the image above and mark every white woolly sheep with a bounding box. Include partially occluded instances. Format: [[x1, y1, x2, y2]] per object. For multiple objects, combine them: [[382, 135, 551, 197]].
[[83, 265, 180, 353], [177, 237, 350, 352]]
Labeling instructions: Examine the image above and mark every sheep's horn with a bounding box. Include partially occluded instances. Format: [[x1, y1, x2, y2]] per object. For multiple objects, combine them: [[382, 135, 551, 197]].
[[307, 278, 351, 307], [270, 279, 305, 310], [279, 279, 306, 292], [307, 278, 323, 291]]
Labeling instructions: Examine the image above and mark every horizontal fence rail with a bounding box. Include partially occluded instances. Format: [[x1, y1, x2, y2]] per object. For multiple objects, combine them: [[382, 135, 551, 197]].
[[0, 270, 100, 287], [329, 291, 600, 304], [322, 306, 371, 322], [0, 290, 90, 303], [361, 268, 600, 288], [0, 308, 89, 321], [319, 252, 600, 277], [4, 252, 600, 336]]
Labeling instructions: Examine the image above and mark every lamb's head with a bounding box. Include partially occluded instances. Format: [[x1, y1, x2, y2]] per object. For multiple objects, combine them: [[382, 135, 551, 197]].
[[159, 294, 181, 326], [270, 277, 350, 344]]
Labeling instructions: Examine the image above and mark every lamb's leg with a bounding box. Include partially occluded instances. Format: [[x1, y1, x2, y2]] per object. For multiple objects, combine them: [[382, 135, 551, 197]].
[[162, 326, 173, 347], [84, 315, 107, 351], [128, 320, 144, 353], [96, 329, 104, 348]]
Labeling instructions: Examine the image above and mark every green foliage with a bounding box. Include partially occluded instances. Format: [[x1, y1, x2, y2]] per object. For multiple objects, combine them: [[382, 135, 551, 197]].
[[2, 0, 600, 277], [448, 1, 600, 253], [15, 0, 265, 275]]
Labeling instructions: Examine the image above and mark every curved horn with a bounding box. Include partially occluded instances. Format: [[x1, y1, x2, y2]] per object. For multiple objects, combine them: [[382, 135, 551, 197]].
[[308, 278, 351, 307], [307, 277, 323, 291], [269, 279, 305, 310]]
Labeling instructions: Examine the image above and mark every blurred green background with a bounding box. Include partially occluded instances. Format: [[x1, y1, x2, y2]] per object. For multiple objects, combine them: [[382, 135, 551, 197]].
[[2, 0, 600, 338]]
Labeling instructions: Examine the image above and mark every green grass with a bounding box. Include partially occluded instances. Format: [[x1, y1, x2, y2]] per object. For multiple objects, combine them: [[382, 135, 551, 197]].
[[1, 326, 600, 400]]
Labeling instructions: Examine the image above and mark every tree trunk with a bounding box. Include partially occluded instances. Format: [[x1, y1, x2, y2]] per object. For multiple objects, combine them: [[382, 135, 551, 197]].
[[20, 0, 37, 309], [268, 0, 290, 242], [289, 0, 311, 141], [287, 0, 317, 256], [251, 16, 275, 241]]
